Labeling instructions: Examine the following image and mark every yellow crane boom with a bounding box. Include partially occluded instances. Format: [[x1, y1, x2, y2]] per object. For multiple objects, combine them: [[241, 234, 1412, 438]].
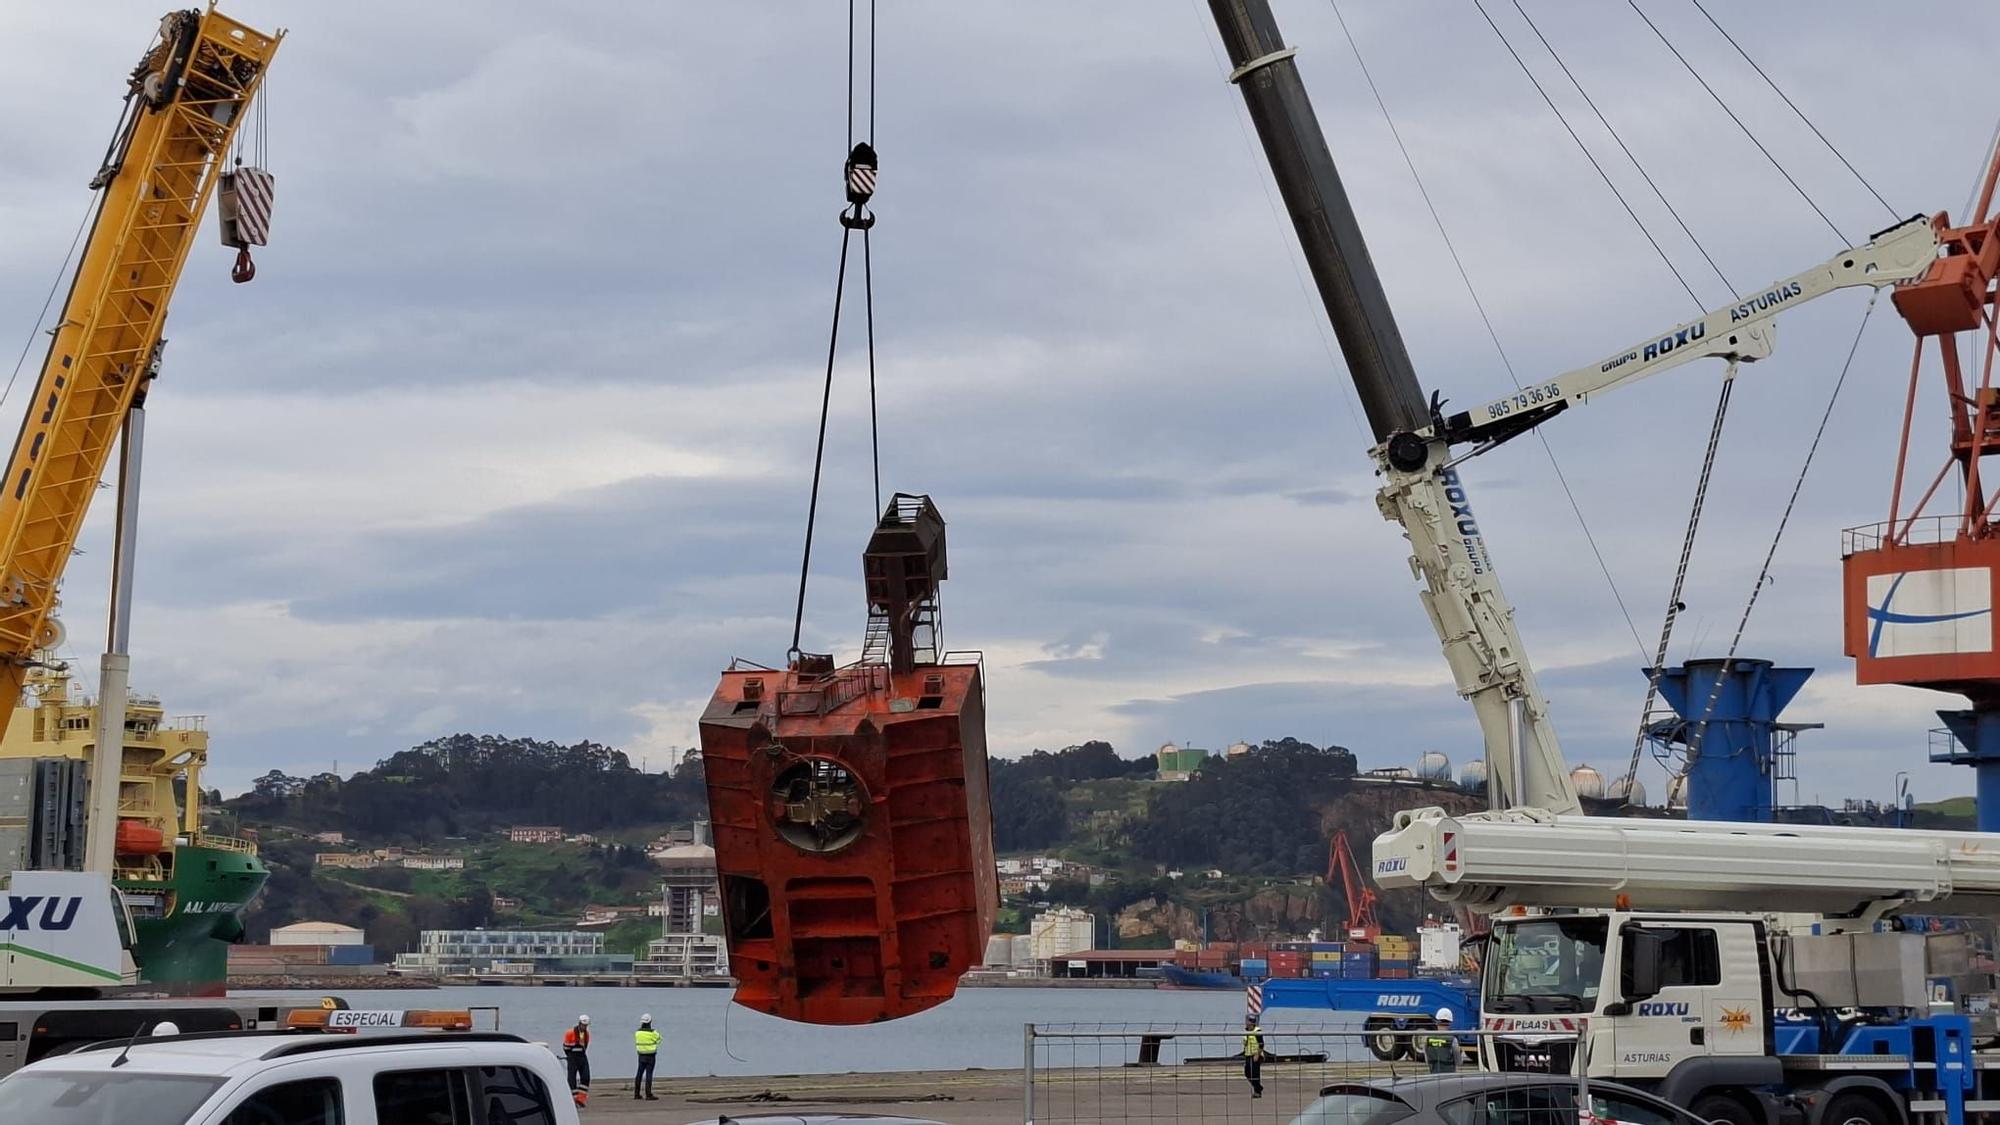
[[0, 7, 279, 727]]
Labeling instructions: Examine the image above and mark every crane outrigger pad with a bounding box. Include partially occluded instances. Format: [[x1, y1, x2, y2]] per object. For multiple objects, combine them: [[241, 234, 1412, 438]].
[[699, 495, 996, 1024]]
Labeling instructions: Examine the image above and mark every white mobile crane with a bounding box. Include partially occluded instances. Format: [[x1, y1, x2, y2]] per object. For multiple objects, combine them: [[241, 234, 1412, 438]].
[[1207, 3, 1998, 1123]]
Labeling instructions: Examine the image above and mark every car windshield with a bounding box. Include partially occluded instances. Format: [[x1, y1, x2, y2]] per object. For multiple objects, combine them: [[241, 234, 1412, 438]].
[[0, 1071, 225, 1124], [1486, 917, 1608, 1014], [1287, 1089, 1415, 1125]]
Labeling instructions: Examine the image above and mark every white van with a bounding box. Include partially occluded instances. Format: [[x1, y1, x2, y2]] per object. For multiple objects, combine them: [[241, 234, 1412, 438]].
[[0, 1029, 578, 1125]]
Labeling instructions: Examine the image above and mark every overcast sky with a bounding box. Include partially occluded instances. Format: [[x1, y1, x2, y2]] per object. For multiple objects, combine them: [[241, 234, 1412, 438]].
[[1, 2, 1995, 804]]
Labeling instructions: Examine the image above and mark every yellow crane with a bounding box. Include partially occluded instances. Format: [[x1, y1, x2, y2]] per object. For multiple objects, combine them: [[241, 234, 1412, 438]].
[[0, 6, 278, 988]]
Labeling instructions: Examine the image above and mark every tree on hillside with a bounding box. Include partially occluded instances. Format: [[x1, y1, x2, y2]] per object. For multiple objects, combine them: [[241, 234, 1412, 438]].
[[1128, 740, 1359, 874]]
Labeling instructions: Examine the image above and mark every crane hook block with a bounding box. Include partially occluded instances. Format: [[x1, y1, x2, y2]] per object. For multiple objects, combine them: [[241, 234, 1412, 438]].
[[698, 493, 997, 1025], [219, 166, 275, 282]]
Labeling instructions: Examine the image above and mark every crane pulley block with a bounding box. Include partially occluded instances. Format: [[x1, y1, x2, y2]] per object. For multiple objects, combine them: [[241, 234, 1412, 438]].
[[699, 495, 996, 1025]]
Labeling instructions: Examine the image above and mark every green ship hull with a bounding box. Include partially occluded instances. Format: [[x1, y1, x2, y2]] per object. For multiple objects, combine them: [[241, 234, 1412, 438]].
[[122, 841, 268, 996]]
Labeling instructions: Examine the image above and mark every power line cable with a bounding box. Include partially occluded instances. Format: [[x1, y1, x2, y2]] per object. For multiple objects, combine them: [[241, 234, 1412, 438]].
[[1624, 0, 1848, 244], [1327, 0, 1650, 663], [1686, 0, 1897, 221], [1469, 0, 1706, 311]]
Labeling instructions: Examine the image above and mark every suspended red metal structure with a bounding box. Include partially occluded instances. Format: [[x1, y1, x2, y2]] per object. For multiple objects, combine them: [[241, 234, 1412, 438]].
[[1842, 144, 2000, 829], [699, 496, 995, 1024], [694, 0, 996, 1025]]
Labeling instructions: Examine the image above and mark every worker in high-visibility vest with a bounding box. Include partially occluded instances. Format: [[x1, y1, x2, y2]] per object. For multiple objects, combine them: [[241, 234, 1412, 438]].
[[633, 1014, 661, 1100], [1424, 1008, 1459, 1074], [1242, 1016, 1266, 1099], [563, 1014, 592, 1105]]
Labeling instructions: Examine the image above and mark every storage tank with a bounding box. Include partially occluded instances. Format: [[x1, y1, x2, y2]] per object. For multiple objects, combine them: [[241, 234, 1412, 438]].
[[1666, 772, 1689, 810], [1227, 741, 1254, 758], [1608, 776, 1648, 806], [1416, 751, 1450, 781], [984, 933, 1016, 968], [1459, 759, 1488, 790], [1570, 764, 1605, 799], [1030, 907, 1096, 961], [1011, 933, 1036, 965]]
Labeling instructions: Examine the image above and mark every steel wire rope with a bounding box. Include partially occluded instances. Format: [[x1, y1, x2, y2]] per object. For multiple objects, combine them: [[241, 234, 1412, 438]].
[[1624, 0, 1848, 244], [1683, 297, 1880, 763], [1469, 0, 1707, 312], [1325, 0, 1649, 663], [790, 0, 882, 654], [1509, 0, 1736, 300], [1623, 365, 1735, 794], [3, 199, 99, 418], [1687, 0, 1897, 221]]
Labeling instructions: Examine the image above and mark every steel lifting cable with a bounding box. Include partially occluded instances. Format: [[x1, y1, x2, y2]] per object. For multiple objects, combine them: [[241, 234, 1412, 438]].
[[1325, 0, 1649, 662], [1469, 0, 1707, 313], [1686, 0, 1898, 222], [1683, 297, 1881, 761], [790, 0, 884, 657], [1625, 0, 1847, 245], [1622, 364, 1736, 792]]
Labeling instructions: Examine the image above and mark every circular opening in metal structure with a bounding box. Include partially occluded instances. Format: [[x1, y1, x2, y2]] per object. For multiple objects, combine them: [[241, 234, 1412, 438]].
[[769, 757, 868, 853]]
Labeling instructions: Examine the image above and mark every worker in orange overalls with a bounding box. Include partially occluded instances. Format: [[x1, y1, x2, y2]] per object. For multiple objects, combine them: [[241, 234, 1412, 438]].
[[563, 1014, 592, 1106]]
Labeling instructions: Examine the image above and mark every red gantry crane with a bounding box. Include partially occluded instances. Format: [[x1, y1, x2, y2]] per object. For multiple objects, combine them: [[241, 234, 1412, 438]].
[[1327, 829, 1381, 944], [1842, 146, 2000, 829]]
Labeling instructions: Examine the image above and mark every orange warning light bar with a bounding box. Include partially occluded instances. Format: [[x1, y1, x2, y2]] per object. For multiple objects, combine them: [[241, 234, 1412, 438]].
[[285, 1008, 473, 1032]]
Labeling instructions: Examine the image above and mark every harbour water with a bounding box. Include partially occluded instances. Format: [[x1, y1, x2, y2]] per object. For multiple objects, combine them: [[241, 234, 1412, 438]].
[[238, 985, 1359, 1078]]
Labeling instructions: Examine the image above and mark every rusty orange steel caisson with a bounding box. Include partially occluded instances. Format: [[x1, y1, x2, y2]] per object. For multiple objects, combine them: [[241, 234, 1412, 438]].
[[698, 495, 996, 1024]]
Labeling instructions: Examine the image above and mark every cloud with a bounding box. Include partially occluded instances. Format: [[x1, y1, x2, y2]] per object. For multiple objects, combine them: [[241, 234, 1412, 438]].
[[1, 0, 1992, 810]]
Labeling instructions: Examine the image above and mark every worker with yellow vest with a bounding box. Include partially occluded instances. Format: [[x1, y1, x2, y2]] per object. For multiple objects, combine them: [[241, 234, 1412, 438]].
[[1242, 1016, 1266, 1098], [633, 1013, 662, 1100], [1423, 1008, 1459, 1074]]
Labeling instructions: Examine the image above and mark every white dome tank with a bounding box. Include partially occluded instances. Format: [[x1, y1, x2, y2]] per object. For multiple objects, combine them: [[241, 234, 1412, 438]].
[[1608, 776, 1647, 806], [1416, 751, 1451, 781], [1666, 773, 1688, 810], [1460, 759, 1488, 789], [1570, 764, 1605, 800], [1227, 741, 1254, 757]]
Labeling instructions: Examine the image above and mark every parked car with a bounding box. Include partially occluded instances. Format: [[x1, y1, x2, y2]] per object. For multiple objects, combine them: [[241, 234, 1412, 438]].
[[0, 1029, 576, 1125], [1288, 1073, 1712, 1125], [684, 1117, 952, 1125]]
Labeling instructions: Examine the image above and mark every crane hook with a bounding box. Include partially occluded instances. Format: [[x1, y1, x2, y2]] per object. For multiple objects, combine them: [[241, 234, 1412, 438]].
[[231, 246, 256, 284]]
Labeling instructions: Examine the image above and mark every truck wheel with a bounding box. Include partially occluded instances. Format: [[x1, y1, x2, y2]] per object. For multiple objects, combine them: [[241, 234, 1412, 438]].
[[1690, 1092, 1758, 1125], [1364, 1021, 1401, 1062], [1821, 1093, 1891, 1125]]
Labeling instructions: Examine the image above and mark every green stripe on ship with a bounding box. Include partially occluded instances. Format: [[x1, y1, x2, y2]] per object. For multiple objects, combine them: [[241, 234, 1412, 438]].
[[0, 942, 123, 981]]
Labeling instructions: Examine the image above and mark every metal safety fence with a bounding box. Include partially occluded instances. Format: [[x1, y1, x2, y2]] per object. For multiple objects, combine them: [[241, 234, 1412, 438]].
[[1023, 1024, 1595, 1125]]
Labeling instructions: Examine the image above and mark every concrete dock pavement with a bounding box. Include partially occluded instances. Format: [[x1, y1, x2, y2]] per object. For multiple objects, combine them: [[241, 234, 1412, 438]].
[[584, 1065, 1333, 1124]]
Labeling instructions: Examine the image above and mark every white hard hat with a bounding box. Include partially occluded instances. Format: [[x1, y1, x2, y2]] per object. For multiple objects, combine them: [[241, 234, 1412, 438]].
[[578, 1014, 591, 1025], [1436, 1007, 1454, 1022], [152, 1020, 181, 1036], [641, 1013, 653, 1023]]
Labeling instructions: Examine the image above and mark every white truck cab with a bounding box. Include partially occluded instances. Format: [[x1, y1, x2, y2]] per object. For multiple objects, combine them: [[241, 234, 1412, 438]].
[[1483, 912, 1769, 1082], [0, 1030, 578, 1125]]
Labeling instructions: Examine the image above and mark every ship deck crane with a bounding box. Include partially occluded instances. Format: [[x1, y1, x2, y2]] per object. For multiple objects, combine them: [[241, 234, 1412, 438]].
[[1205, 0, 1976, 923], [0, 5, 279, 990]]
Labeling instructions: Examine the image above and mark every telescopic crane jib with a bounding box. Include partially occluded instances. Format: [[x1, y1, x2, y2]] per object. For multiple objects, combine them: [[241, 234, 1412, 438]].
[[1204, 0, 1986, 921], [0, 5, 279, 992]]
